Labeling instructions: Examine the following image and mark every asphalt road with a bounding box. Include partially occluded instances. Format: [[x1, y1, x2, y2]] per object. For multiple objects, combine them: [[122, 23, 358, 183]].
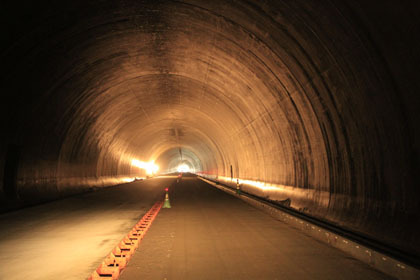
[[120, 176, 391, 280], [0, 175, 392, 279], [0, 176, 173, 280]]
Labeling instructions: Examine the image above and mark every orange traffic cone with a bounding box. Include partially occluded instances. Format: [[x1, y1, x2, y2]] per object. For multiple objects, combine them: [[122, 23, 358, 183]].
[[163, 188, 171, 208]]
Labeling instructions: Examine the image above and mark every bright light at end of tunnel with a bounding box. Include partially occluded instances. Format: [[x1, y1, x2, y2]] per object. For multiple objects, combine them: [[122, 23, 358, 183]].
[[177, 164, 190, 173], [131, 159, 159, 175]]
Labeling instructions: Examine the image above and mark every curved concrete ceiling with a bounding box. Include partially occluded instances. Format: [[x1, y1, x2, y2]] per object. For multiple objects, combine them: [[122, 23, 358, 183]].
[[1, 1, 419, 260]]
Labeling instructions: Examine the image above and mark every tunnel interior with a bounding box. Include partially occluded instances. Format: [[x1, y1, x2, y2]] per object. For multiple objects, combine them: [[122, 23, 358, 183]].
[[155, 147, 201, 174], [1, 0, 419, 262]]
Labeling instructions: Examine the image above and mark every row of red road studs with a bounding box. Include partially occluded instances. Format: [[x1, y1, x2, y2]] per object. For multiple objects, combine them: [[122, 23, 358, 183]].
[[88, 200, 164, 279]]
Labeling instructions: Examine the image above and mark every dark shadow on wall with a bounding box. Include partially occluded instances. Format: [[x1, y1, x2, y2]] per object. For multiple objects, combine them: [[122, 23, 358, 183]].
[[3, 144, 20, 199]]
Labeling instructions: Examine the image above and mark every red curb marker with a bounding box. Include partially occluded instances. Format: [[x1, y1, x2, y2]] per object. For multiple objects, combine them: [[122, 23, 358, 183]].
[[88, 200, 163, 279]]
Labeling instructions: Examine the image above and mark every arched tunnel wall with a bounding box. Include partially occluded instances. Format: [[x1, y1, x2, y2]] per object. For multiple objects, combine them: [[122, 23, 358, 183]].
[[1, 0, 419, 261]]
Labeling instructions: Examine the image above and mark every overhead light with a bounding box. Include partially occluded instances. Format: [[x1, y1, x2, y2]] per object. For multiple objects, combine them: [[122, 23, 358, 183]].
[[131, 159, 159, 175]]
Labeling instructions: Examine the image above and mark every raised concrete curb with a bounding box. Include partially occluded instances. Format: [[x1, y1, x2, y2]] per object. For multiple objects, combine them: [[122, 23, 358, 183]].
[[199, 177, 420, 280]]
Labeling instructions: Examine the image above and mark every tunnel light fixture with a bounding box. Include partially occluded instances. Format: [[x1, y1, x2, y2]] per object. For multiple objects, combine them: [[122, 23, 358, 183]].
[[131, 159, 159, 175], [177, 164, 190, 173], [122, 177, 136, 183]]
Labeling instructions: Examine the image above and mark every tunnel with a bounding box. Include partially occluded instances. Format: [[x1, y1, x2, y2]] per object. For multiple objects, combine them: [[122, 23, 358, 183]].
[[1, 0, 419, 278]]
